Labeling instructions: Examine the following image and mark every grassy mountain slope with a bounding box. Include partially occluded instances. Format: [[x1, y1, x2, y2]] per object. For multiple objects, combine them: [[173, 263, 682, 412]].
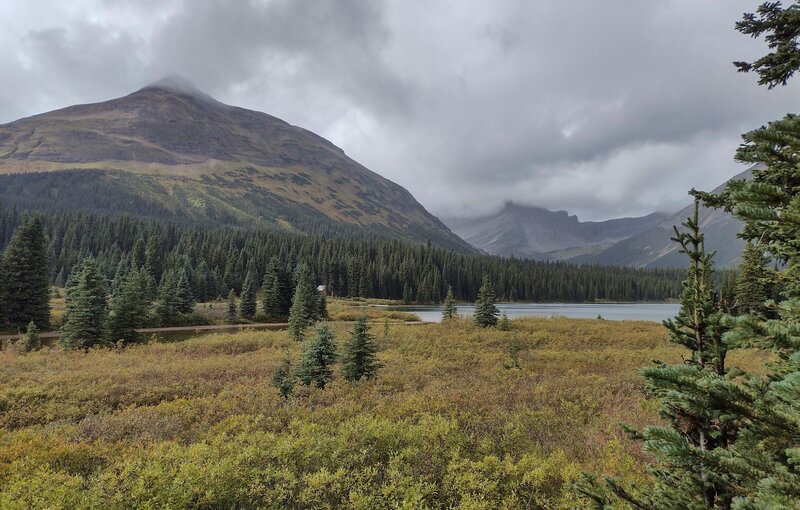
[[0, 77, 470, 250]]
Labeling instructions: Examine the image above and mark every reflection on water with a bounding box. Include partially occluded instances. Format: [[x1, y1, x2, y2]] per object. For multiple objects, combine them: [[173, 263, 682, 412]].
[[387, 303, 679, 323]]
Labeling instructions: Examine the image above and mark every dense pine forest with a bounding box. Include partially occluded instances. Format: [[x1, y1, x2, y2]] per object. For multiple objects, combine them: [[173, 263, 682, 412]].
[[0, 204, 685, 330]]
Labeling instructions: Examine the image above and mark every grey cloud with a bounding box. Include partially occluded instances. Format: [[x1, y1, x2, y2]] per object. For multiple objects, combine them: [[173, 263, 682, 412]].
[[0, 0, 796, 221]]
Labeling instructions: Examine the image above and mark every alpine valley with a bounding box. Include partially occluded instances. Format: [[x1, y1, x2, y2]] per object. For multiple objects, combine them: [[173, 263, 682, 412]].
[[444, 167, 753, 268]]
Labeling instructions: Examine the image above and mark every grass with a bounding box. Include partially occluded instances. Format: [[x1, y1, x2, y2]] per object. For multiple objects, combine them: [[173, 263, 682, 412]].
[[0, 317, 769, 508], [188, 297, 420, 326]]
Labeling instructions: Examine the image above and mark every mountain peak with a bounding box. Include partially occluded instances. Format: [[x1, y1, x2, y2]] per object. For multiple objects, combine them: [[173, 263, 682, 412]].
[[139, 75, 216, 103]]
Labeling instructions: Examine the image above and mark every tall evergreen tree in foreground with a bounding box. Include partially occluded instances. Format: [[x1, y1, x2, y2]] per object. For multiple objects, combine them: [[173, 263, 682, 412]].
[[296, 322, 337, 389], [581, 5, 800, 506], [239, 269, 257, 320], [341, 316, 382, 382], [1, 216, 50, 330], [706, 6, 800, 506], [579, 203, 737, 508], [107, 267, 150, 344], [61, 259, 109, 349], [474, 275, 499, 327], [288, 265, 319, 340], [442, 285, 458, 321]]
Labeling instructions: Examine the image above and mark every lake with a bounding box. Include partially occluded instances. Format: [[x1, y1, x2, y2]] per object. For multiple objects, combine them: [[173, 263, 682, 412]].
[[387, 303, 680, 323]]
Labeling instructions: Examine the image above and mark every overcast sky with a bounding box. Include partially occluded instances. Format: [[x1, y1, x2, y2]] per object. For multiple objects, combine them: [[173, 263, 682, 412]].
[[0, 0, 796, 220]]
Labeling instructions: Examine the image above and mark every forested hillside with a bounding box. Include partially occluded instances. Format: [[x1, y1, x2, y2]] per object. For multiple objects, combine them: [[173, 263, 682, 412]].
[[0, 205, 684, 312]]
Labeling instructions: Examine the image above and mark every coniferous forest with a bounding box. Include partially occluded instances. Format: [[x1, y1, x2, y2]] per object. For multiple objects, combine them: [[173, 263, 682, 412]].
[[0, 203, 685, 332]]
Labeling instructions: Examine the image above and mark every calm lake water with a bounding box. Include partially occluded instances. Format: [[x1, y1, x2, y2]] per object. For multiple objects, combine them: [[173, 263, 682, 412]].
[[388, 303, 680, 323]]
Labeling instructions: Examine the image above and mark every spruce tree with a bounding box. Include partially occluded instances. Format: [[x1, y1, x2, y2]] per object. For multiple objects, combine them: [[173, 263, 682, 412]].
[[341, 316, 382, 382], [680, 10, 800, 504], [734, 241, 771, 316], [498, 312, 510, 331], [155, 270, 179, 325], [474, 275, 499, 327], [261, 257, 289, 321], [579, 203, 737, 508], [107, 267, 150, 344], [272, 352, 295, 399], [239, 269, 257, 320], [719, 270, 738, 314], [317, 291, 329, 321], [21, 320, 40, 352], [402, 282, 413, 305], [61, 259, 109, 349], [226, 289, 238, 324], [296, 322, 337, 389], [2, 216, 50, 329], [175, 268, 196, 314], [442, 285, 458, 320], [288, 265, 318, 340]]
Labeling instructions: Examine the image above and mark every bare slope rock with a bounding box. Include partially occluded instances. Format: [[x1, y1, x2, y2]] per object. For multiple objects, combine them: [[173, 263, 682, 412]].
[[0, 76, 470, 250]]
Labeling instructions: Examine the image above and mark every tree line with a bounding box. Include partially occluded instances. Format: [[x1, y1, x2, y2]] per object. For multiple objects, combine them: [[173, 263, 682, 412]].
[[0, 204, 687, 333]]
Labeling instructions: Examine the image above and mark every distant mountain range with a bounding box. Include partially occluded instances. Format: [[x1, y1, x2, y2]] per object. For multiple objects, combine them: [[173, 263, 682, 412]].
[[444, 204, 667, 260], [574, 167, 753, 268], [0, 76, 471, 251], [445, 167, 755, 268]]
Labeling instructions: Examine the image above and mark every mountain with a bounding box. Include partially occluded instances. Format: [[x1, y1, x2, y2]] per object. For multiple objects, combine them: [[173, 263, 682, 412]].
[[0, 76, 471, 251], [444, 202, 667, 260], [573, 167, 756, 268]]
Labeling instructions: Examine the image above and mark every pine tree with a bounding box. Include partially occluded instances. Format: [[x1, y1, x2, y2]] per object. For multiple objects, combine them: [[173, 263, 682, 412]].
[[20, 320, 40, 352], [719, 270, 738, 314], [402, 282, 413, 304], [734, 241, 771, 316], [474, 275, 499, 327], [226, 289, 238, 324], [175, 268, 196, 314], [691, 10, 800, 506], [107, 267, 150, 344], [317, 291, 329, 321], [674, 10, 800, 504], [579, 203, 737, 508], [2, 216, 50, 329], [498, 312, 510, 331], [61, 259, 109, 349], [442, 285, 458, 320], [272, 352, 295, 399], [155, 270, 179, 325], [296, 322, 337, 389], [733, 1, 800, 88], [261, 257, 289, 321], [239, 269, 257, 320], [341, 316, 382, 382], [288, 265, 318, 340], [144, 232, 162, 281]]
